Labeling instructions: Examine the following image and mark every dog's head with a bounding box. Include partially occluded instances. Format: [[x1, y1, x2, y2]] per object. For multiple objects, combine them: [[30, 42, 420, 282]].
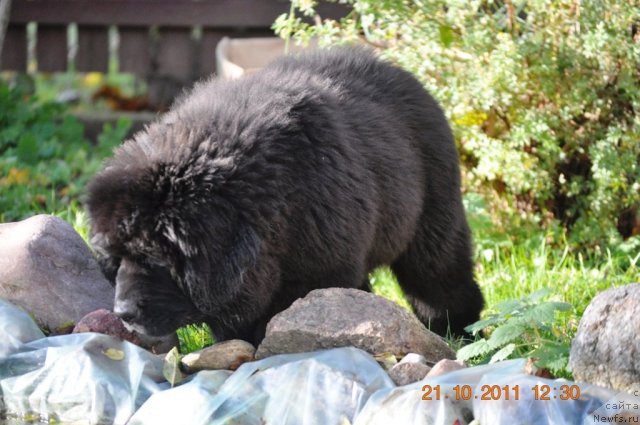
[[86, 126, 262, 337]]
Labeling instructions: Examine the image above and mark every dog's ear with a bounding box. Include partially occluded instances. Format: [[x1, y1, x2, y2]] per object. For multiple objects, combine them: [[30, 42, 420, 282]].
[[180, 219, 261, 316], [90, 232, 121, 285]]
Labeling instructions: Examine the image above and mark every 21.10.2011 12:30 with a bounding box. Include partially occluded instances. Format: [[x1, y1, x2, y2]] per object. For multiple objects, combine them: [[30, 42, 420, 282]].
[[421, 384, 581, 401]]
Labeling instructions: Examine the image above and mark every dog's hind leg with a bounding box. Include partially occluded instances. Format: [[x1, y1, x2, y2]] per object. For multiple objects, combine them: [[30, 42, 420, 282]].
[[391, 208, 483, 338]]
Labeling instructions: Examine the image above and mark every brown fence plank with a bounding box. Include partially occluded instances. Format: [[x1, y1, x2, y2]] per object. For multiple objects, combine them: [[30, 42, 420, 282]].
[[118, 26, 151, 76], [36, 25, 67, 72], [155, 28, 194, 82], [9, 0, 346, 28], [1, 25, 27, 71], [76, 26, 109, 72], [200, 29, 224, 77]]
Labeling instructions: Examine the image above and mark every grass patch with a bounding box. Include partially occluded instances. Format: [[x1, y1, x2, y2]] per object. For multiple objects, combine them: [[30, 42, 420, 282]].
[[369, 267, 411, 311], [477, 235, 640, 320], [176, 323, 215, 354]]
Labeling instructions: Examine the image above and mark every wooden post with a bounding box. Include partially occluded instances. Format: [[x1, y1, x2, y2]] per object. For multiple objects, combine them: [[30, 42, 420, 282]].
[[0, 0, 12, 68]]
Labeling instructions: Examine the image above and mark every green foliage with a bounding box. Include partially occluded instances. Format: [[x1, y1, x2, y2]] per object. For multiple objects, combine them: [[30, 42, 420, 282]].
[[275, 0, 640, 249], [176, 323, 215, 354], [469, 211, 638, 377], [0, 81, 131, 222], [458, 288, 573, 377]]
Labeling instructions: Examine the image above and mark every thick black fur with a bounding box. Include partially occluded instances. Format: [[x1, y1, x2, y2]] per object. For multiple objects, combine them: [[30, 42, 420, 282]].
[[86, 47, 484, 344]]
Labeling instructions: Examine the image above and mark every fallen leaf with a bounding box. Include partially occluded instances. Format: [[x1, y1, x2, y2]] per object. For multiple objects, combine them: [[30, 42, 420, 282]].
[[163, 347, 184, 387], [103, 348, 125, 361]]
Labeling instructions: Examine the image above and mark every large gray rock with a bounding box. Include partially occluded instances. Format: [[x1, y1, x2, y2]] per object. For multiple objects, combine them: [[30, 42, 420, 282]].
[[0, 215, 114, 333], [570, 283, 640, 394], [255, 288, 455, 361]]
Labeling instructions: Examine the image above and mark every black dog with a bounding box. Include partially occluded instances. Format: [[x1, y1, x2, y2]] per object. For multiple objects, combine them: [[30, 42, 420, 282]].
[[87, 47, 484, 343]]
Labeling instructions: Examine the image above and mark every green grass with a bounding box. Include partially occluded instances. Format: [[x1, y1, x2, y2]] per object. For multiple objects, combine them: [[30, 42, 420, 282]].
[[176, 323, 215, 353], [368, 267, 411, 310], [476, 236, 640, 320]]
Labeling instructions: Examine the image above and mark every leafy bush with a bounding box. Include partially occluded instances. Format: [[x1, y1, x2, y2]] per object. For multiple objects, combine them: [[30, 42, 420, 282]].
[[0, 81, 131, 221], [274, 0, 640, 248], [458, 289, 573, 378]]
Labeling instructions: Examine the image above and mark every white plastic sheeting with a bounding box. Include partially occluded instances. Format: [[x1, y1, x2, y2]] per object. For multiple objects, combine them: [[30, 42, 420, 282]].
[[130, 347, 394, 425], [0, 299, 166, 424], [354, 359, 640, 425], [1, 298, 638, 425]]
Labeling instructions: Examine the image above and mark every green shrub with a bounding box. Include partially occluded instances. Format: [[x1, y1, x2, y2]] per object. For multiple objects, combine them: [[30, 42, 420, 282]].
[[458, 289, 572, 378], [275, 0, 640, 249], [0, 81, 131, 221]]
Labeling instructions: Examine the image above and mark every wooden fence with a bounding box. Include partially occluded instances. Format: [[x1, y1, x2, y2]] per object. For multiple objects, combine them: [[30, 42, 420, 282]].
[[1, 0, 344, 83]]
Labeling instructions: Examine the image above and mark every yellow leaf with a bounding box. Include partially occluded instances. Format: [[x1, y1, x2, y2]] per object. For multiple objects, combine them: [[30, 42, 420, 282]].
[[83, 72, 104, 88], [453, 111, 488, 127], [5, 167, 30, 185], [103, 348, 125, 361]]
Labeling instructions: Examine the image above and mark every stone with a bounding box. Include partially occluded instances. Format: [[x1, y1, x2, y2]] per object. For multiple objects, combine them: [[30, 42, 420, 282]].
[[388, 361, 431, 386], [181, 339, 256, 372], [255, 288, 455, 361], [73, 309, 178, 354], [425, 358, 466, 378], [570, 283, 640, 394], [0, 215, 114, 333], [399, 353, 428, 365], [387, 353, 432, 386]]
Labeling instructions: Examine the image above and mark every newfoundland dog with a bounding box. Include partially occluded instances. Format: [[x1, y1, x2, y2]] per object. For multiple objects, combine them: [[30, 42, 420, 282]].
[[86, 47, 484, 343]]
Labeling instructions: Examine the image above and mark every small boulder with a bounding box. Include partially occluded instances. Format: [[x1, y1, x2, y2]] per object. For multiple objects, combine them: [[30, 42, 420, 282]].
[[388, 353, 432, 386], [425, 358, 466, 378], [73, 309, 138, 340], [255, 288, 455, 362], [73, 309, 178, 354], [0, 215, 114, 333], [181, 339, 256, 372], [570, 283, 640, 394]]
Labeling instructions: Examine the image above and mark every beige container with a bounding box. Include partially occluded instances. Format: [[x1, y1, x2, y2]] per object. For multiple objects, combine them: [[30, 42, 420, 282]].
[[215, 37, 317, 79]]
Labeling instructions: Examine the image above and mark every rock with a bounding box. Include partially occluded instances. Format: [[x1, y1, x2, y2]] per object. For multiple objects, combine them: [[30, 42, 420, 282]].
[[388, 362, 431, 386], [570, 283, 640, 394], [73, 309, 178, 354], [399, 353, 428, 365], [425, 358, 466, 378], [181, 339, 256, 372], [73, 309, 133, 338], [387, 353, 432, 385], [0, 215, 114, 333], [255, 288, 455, 361]]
